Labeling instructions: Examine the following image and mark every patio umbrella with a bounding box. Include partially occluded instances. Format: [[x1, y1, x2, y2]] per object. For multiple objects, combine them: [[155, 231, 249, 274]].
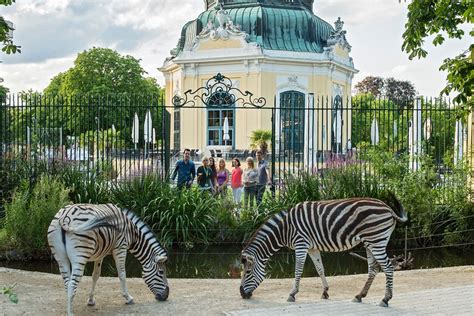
[[423, 118, 432, 141], [370, 117, 379, 146], [393, 121, 398, 138], [454, 120, 463, 165], [132, 112, 139, 150], [144, 110, 153, 143], [223, 116, 230, 145], [333, 110, 342, 153], [152, 128, 156, 145]]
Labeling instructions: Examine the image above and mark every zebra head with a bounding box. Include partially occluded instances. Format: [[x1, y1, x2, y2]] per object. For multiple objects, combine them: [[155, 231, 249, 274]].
[[240, 252, 266, 299], [142, 252, 169, 301]]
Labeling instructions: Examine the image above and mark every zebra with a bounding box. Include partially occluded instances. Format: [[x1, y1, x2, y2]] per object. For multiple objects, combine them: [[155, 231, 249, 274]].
[[47, 203, 169, 315], [240, 196, 407, 307]]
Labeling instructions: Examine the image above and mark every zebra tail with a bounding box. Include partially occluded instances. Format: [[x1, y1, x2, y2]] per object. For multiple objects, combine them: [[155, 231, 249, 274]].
[[386, 191, 408, 223], [61, 215, 116, 233]]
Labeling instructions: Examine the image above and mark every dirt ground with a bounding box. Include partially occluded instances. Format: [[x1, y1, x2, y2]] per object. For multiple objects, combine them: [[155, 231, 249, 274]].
[[1, 266, 473, 315]]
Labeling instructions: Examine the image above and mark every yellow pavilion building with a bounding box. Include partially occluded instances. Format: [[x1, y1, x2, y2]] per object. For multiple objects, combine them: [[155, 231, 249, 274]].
[[159, 0, 357, 161]]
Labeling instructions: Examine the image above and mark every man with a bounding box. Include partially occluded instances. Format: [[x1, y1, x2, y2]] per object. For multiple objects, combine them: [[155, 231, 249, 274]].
[[171, 148, 196, 190], [256, 150, 271, 205]]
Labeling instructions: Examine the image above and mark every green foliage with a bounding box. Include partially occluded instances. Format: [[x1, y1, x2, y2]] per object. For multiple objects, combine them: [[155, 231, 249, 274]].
[[354, 76, 417, 102], [0, 1, 21, 54], [56, 167, 110, 204], [249, 129, 272, 155], [402, 0, 473, 110], [111, 175, 222, 247], [4, 175, 70, 250], [281, 171, 321, 205], [1, 283, 18, 304]]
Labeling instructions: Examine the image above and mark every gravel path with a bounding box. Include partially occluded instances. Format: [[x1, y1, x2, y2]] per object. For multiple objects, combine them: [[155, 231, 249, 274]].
[[1, 266, 473, 315]]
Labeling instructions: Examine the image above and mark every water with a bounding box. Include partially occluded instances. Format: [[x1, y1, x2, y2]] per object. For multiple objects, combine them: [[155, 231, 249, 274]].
[[0, 246, 472, 279]]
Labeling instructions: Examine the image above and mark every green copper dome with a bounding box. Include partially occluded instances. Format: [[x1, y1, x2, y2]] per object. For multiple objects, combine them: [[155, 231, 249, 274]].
[[175, 0, 334, 54]]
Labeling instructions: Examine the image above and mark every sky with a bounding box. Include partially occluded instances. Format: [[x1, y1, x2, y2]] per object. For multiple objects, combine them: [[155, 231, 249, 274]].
[[0, 0, 470, 96]]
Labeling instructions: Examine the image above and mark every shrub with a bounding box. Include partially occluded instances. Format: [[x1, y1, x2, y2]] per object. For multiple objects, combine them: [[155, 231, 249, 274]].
[[4, 175, 70, 250], [57, 166, 110, 204]]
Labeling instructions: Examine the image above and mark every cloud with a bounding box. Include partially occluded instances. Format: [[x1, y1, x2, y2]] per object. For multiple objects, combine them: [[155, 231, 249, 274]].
[[1, 0, 471, 97]]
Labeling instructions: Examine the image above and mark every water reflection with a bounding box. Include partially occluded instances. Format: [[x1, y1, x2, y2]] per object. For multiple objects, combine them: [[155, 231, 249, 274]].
[[1, 246, 472, 278]]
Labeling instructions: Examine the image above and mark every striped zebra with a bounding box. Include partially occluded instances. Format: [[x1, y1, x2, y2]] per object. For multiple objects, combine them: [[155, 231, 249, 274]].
[[47, 203, 169, 315], [240, 196, 407, 307]]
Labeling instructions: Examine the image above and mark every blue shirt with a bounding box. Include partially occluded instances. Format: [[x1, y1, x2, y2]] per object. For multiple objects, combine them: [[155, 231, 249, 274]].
[[172, 159, 196, 187]]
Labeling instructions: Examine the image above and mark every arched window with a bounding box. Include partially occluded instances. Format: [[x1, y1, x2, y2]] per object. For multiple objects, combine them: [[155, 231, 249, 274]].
[[207, 92, 235, 147], [280, 90, 305, 156]]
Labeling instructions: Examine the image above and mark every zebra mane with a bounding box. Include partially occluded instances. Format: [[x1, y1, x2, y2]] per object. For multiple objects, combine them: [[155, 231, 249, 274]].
[[243, 210, 288, 254], [122, 208, 168, 257]]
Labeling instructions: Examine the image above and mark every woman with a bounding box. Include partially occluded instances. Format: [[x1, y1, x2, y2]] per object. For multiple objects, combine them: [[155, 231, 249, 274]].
[[196, 156, 213, 193], [209, 157, 218, 193], [216, 158, 230, 198], [231, 158, 243, 209], [243, 157, 258, 208]]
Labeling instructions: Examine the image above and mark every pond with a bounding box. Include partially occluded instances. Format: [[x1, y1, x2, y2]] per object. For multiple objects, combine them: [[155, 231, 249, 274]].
[[0, 246, 472, 279]]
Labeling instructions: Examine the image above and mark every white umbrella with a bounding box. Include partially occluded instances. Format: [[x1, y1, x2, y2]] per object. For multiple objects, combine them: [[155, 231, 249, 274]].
[[333, 110, 342, 154], [454, 120, 463, 165], [152, 128, 156, 145], [132, 112, 139, 150], [223, 116, 230, 144], [144, 110, 153, 143], [393, 121, 398, 138], [423, 118, 432, 141], [370, 117, 379, 146]]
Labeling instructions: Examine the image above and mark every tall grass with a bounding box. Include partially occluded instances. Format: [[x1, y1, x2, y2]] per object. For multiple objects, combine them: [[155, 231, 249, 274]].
[[3, 175, 70, 250]]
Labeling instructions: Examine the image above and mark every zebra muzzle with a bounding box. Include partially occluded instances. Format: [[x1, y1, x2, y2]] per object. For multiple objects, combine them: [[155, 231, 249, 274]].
[[240, 286, 252, 299], [156, 286, 169, 301]]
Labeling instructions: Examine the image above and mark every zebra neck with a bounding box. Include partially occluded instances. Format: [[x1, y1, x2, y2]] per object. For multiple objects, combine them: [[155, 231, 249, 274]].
[[125, 211, 162, 264], [246, 211, 288, 261]]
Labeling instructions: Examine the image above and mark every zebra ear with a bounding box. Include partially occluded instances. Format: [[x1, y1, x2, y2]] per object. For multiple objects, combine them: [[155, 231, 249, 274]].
[[241, 254, 255, 266]]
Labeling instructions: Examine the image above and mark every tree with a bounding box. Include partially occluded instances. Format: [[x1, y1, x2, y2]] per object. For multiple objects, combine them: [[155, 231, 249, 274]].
[[402, 0, 473, 109], [250, 129, 272, 156], [354, 76, 417, 104], [47, 47, 160, 96], [0, 0, 21, 54], [354, 76, 385, 97], [384, 77, 417, 103]]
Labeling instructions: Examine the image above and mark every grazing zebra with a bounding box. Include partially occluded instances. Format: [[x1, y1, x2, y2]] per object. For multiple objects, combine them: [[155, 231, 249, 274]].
[[47, 203, 169, 315], [240, 196, 407, 307]]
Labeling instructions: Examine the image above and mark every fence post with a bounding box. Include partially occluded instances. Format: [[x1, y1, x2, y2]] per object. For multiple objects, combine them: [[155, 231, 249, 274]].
[[404, 226, 408, 259]]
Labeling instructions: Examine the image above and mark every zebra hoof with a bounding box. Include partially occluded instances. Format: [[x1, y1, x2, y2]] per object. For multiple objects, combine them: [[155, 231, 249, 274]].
[[87, 298, 96, 306], [378, 300, 388, 307], [287, 295, 295, 302], [352, 297, 362, 303], [321, 291, 329, 300], [126, 299, 135, 305]]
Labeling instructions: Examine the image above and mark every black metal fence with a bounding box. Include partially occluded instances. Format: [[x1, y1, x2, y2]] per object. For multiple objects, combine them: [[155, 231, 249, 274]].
[[0, 93, 471, 193]]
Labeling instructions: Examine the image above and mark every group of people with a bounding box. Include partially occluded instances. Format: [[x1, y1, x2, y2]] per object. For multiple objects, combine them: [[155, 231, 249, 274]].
[[171, 148, 271, 211]]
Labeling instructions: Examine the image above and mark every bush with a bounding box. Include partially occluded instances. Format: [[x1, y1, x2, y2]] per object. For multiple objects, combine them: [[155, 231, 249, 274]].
[[57, 166, 110, 204], [4, 175, 70, 250]]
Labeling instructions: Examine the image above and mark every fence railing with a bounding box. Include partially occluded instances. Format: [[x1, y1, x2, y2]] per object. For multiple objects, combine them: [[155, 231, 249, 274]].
[[0, 94, 471, 195]]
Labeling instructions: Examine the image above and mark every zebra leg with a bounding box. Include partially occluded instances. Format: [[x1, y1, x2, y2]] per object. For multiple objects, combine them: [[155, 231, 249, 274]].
[[287, 247, 308, 302], [371, 247, 394, 307], [48, 226, 71, 292], [87, 259, 103, 306], [353, 248, 378, 303], [67, 261, 87, 316], [308, 249, 329, 299], [113, 247, 134, 305]]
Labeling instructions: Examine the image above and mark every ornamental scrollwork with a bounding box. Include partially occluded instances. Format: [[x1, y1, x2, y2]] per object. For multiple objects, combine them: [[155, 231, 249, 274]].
[[172, 73, 266, 108]]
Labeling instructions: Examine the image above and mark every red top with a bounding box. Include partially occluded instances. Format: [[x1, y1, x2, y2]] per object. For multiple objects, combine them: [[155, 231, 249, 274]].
[[231, 167, 243, 189]]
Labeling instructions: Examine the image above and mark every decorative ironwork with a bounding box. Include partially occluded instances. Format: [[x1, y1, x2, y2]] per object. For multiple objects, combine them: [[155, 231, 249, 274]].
[[172, 73, 266, 108]]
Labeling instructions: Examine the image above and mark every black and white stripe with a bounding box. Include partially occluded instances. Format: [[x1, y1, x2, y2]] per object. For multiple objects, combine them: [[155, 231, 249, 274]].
[[48, 203, 169, 315], [240, 196, 407, 307]]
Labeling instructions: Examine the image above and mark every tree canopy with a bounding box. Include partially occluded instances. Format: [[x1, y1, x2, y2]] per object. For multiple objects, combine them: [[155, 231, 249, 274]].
[[354, 76, 417, 103], [401, 0, 473, 109], [44, 47, 161, 96], [0, 0, 21, 54]]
